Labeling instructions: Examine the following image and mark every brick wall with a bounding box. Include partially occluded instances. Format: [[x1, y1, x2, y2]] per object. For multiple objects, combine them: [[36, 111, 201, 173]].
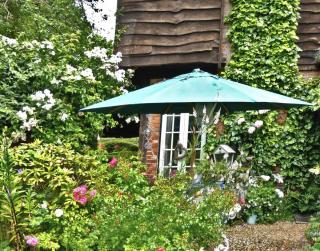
[[144, 114, 161, 179]]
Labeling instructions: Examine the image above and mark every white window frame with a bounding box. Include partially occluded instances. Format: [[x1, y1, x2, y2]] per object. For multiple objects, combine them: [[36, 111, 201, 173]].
[[158, 113, 206, 175]]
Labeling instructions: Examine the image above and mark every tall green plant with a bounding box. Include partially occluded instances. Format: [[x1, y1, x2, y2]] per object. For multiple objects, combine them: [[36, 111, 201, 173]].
[[0, 132, 24, 250]]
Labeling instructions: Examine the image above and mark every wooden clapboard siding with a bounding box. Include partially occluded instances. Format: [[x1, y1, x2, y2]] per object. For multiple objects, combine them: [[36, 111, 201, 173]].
[[298, 0, 320, 72], [117, 0, 223, 68]]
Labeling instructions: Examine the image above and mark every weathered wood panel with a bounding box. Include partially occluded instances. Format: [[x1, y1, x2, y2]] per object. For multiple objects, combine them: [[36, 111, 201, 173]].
[[298, 0, 320, 72], [121, 0, 221, 12], [120, 9, 221, 24], [123, 21, 220, 36], [117, 0, 223, 68], [121, 50, 219, 67], [120, 32, 220, 47]]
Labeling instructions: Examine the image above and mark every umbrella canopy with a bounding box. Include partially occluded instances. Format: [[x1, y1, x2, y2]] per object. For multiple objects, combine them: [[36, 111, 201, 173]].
[[81, 69, 311, 115]]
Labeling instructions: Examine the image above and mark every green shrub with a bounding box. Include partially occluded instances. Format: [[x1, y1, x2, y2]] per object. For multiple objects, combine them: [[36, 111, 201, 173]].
[[100, 137, 139, 159]]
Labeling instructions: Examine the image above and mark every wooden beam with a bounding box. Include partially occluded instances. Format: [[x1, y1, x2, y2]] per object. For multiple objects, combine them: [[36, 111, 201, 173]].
[[121, 20, 221, 36], [122, 0, 221, 12], [119, 41, 216, 56], [120, 50, 220, 67], [119, 32, 220, 47], [119, 9, 221, 24]]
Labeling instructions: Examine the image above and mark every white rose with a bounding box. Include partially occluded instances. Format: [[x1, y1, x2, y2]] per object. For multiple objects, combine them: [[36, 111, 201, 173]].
[[54, 209, 63, 218], [275, 189, 284, 198], [254, 120, 263, 128], [248, 126, 256, 134], [17, 111, 28, 121], [41, 201, 48, 209], [260, 175, 270, 181], [237, 117, 245, 125], [60, 113, 68, 122], [258, 109, 269, 114]]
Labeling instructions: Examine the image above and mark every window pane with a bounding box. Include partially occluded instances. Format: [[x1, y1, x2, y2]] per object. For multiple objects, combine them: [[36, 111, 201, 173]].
[[196, 150, 201, 159], [166, 116, 173, 132], [165, 133, 172, 149], [164, 150, 171, 166], [174, 115, 180, 132], [173, 133, 179, 148]]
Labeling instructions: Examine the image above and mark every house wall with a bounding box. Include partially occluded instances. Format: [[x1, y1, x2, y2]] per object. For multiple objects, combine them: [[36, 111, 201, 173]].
[[117, 0, 226, 67], [116, 0, 320, 177], [298, 0, 320, 78]]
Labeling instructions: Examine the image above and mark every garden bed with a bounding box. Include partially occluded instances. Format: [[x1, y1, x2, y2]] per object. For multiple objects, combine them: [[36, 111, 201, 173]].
[[227, 221, 310, 251]]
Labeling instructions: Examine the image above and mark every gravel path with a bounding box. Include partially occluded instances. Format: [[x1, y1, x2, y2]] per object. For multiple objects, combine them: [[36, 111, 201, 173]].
[[227, 221, 310, 251]]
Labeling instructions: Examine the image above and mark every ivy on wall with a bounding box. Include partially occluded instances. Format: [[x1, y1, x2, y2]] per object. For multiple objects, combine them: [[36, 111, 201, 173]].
[[207, 0, 320, 213]]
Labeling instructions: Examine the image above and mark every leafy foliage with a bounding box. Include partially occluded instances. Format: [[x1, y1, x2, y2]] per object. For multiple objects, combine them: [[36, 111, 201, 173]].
[[0, 140, 235, 250], [0, 0, 133, 148], [207, 0, 320, 213]]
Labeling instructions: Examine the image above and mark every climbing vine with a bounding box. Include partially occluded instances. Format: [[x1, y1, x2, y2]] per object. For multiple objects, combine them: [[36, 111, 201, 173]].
[[207, 0, 320, 213]]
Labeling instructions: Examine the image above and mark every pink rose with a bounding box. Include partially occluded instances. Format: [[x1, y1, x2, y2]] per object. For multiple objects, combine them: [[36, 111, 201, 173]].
[[90, 189, 97, 199], [79, 196, 88, 205], [25, 236, 38, 247], [156, 248, 165, 251], [109, 157, 118, 168]]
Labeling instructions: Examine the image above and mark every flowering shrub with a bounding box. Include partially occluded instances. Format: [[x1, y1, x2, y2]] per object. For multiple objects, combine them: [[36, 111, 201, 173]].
[[0, 34, 135, 148], [73, 185, 96, 205], [243, 175, 289, 223]]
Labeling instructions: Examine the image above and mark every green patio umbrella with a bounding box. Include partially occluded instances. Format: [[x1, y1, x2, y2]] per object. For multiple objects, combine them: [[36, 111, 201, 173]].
[[80, 69, 311, 114]]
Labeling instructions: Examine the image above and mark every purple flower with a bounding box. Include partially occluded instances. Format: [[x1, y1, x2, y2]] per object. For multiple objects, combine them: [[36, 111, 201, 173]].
[[17, 169, 23, 174], [25, 235, 38, 247]]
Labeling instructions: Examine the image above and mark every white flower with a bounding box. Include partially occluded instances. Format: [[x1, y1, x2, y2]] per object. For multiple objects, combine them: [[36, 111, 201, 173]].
[[114, 69, 125, 82], [109, 52, 122, 64], [41, 201, 48, 209], [1, 35, 18, 46], [248, 176, 257, 187], [134, 116, 140, 123], [248, 126, 256, 134], [275, 189, 284, 198], [80, 68, 95, 80], [273, 174, 284, 184], [309, 167, 320, 175], [22, 106, 34, 115], [254, 120, 263, 128], [31, 91, 46, 101], [17, 111, 27, 121], [127, 69, 135, 77], [21, 118, 38, 131], [234, 203, 242, 213], [192, 107, 197, 117], [60, 113, 68, 122], [120, 86, 128, 94], [237, 117, 245, 125], [230, 161, 240, 170], [84, 47, 108, 61], [66, 64, 77, 74], [40, 40, 54, 50], [42, 102, 54, 110], [260, 175, 270, 181], [54, 208, 63, 218], [43, 89, 52, 98], [213, 108, 221, 125], [50, 78, 61, 85], [202, 105, 207, 115], [125, 117, 131, 124], [258, 109, 269, 114]]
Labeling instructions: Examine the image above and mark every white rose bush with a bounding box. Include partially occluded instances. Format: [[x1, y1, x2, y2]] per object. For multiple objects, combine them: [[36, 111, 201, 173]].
[[0, 34, 133, 148]]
